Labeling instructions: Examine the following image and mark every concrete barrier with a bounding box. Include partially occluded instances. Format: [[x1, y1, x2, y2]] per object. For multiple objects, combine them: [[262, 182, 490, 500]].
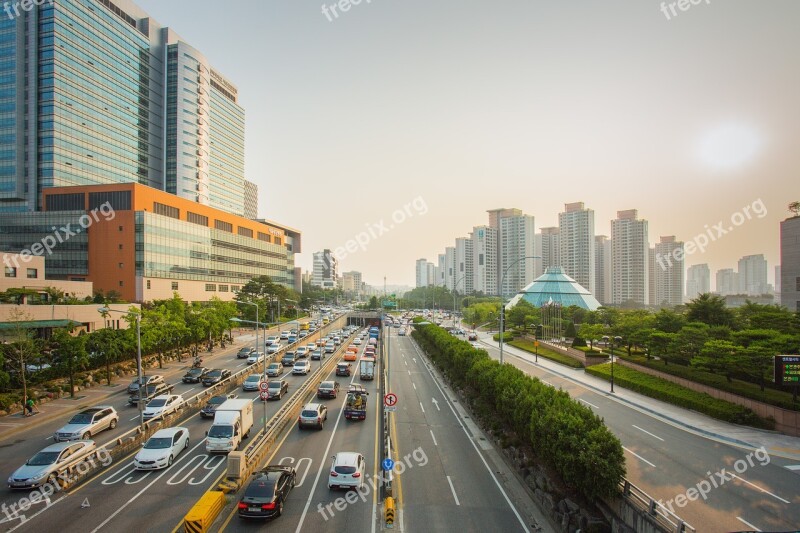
[[183, 490, 226, 532], [385, 496, 395, 528]]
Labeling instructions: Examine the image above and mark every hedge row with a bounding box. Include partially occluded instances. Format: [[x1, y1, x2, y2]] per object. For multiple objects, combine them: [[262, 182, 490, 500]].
[[617, 355, 800, 411], [585, 363, 773, 429], [412, 323, 625, 502], [508, 339, 585, 368]]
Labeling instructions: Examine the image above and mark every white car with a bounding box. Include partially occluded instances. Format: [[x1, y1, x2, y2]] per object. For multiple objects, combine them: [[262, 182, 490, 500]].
[[328, 452, 365, 490], [134, 427, 190, 470], [295, 347, 308, 358], [247, 352, 265, 365], [53, 406, 118, 441], [279, 331, 290, 340], [142, 394, 183, 421], [353, 338, 362, 345], [292, 360, 311, 375], [265, 336, 278, 346]]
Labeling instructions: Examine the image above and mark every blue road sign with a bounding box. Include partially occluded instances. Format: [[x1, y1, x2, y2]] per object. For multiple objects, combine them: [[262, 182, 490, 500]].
[[382, 458, 395, 471]]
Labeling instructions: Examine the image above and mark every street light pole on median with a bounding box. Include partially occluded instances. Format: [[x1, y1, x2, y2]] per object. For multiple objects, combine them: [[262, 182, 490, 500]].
[[98, 306, 144, 429], [236, 301, 267, 434]]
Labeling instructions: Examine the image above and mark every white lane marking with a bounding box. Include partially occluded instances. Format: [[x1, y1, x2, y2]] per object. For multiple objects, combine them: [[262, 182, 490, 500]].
[[578, 398, 598, 409], [736, 517, 761, 531], [632, 425, 665, 442], [45, 436, 52, 440], [407, 370, 411, 376], [430, 429, 438, 446], [410, 341, 529, 533], [404, 360, 407, 366], [412, 382, 416, 390], [730, 473, 790, 504], [166, 454, 224, 485], [90, 438, 208, 531], [183, 387, 196, 395], [419, 402, 425, 413], [128, 416, 139, 421], [432, 398, 440, 411], [446, 476, 460, 506], [279, 457, 313, 488], [785, 465, 800, 471], [294, 373, 358, 533], [623, 446, 656, 468], [5, 495, 65, 531]]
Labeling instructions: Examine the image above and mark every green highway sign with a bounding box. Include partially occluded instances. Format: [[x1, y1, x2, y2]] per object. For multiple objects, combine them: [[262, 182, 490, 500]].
[[383, 300, 397, 308]]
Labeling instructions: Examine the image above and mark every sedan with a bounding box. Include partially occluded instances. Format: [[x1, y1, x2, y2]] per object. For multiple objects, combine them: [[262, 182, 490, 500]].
[[317, 380, 340, 399], [247, 352, 266, 365], [353, 338, 362, 345], [237, 466, 296, 519], [266, 362, 283, 377], [182, 367, 210, 383], [279, 331, 289, 340], [202, 369, 231, 387], [310, 349, 323, 361], [295, 347, 308, 358], [53, 406, 118, 441], [292, 360, 311, 375], [127, 374, 164, 394], [8, 441, 97, 489], [266, 380, 288, 400], [142, 394, 183, 421], [133, 427, 189, 470], [242, 374, 263, 392], [201, 393, 237, 418]]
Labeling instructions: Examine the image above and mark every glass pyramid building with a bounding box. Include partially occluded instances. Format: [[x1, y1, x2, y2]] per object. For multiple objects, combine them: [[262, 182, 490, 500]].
[[506, 267, 601, 311]]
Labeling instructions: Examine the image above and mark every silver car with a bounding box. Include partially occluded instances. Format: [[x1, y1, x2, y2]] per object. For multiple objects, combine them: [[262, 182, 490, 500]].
[[8, 440, 96, 489], [54, 406, 119, 441]]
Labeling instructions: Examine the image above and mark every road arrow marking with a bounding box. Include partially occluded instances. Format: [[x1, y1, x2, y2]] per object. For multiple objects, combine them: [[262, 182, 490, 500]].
[[432, 398, 440, 411]]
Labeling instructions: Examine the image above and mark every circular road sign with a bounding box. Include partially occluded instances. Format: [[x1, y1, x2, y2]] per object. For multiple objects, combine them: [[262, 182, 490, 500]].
[[259, 381, 269, 392], [259, 390, 270, 401], [384, 393, 398, 407], [382, 458, 395, 471]]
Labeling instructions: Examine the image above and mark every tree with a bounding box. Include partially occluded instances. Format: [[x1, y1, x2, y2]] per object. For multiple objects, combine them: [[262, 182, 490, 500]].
[[736, 302, 795, 333], [86, 328, 124, 385], [789, 201, 800, 218], [578, 323, 605, 350], [654, 308, 686, 333], [737, 345, 776, 392], [507, 300, 537, 330], [50, 327, 89, 398], [686, 293, 734, 327], [2, 308, 37, 399], [648, 331, 676, 362], [672, 323, 710, 365], [692, 340, 741, 382]]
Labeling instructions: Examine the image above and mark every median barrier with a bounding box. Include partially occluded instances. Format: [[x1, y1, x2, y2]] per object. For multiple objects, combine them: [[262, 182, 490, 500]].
[[385, 496, 395, 528], [183, 490, 226, 533]]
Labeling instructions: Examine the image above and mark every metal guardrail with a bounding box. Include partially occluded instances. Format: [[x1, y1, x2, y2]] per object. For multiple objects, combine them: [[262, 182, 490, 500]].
[[618, 478, 696, 533]]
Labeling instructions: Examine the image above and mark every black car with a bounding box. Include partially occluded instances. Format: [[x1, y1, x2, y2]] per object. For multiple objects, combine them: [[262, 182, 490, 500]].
[[336, 363, 351, 377], [281, 352, 297, 367], [202, 368, 231, 387], [200, 393, 237, 418], [317, 380, 340, 399], [182, 367, 210, 383], [238, 466, 296, 519], [127, 382, 173, 406]]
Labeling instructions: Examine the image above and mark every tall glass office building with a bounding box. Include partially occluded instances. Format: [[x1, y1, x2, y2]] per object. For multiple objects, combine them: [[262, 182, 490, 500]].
[[0, 0, 255, 217]]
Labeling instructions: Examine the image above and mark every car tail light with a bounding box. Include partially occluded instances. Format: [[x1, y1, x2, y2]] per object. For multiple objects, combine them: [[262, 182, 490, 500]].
[[317, 417, 321, 423], [352, 472, 361, 478], [262, 502, 276, 510], [330, 471, 338, 477], [237, 503, 247, 510]]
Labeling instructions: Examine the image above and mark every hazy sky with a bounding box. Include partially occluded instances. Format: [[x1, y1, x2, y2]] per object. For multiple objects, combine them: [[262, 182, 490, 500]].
[[137, 0, 799, 288]]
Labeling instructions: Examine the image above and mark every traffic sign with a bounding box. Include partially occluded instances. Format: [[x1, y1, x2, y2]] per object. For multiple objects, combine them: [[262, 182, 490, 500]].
[[259, 381, 269, 392], [382, 458, 395, 471], [384, 393, 398, 407], [384, 406, 397, 412], [259, 391, 270, 401]]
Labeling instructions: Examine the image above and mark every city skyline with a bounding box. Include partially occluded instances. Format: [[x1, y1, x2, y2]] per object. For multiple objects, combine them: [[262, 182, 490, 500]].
[[133, 0, 797, 287]]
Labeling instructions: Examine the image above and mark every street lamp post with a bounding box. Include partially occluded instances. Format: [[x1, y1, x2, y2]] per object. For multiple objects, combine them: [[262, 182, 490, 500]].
[[98, 307, 143, 429], [602, 335, 622, 393], [453, 275, 466, 325], [498, 255, 541, 365]]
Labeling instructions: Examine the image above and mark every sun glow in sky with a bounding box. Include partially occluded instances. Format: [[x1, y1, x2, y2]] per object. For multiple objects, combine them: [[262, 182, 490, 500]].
[[136, 0, 800, 288]]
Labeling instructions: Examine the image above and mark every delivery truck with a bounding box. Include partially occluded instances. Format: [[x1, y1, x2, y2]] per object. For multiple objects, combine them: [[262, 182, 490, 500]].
[[359, 356, 375, 380], [206, 399, 254, 453], [344, 385, 369, 420]]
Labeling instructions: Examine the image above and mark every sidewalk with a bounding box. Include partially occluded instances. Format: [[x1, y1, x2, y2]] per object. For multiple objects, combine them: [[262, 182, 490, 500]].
[[476, 330, 800, 464], [0, 333, 258, 443]]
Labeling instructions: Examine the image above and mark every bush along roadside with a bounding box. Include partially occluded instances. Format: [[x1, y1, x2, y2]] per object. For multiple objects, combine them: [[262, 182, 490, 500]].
[[585, 363, 773, 429], [412, 322, 626, 502]]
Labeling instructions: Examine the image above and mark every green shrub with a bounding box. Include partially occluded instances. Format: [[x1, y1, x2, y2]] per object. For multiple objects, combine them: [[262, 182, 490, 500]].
[[508, 340, 584, 368], [586, 364, 772, 429], [492, 332, 515, 342], [0, 393, 22, 411], [412, 323, 625, 502]]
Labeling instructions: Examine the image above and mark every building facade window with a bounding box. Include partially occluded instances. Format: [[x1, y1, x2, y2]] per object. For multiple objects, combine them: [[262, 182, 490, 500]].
[[214, 220, 233, 233], [171, 282, 179, 290], [187, 212, 208, 226], [205, 283, 216, 291], [146, 279, 151, 289], [237, 227, 253, 238], [153, 202, 180, 219], [218, 284, 228, 292], [26, 268, 37, 278], [5, 267, 16, 277]]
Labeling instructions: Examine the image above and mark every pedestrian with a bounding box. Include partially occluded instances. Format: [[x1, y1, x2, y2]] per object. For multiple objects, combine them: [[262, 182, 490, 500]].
[[24, 396, 36, 417]]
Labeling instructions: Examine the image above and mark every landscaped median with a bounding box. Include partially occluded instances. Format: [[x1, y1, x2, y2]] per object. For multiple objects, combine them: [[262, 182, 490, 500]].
[[585, 363, 773, 429]]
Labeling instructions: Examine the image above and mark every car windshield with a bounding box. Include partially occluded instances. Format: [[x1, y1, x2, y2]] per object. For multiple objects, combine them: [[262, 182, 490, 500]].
[[28, 451, 60, 465], [187, 368, 202, 375], [320, 381, 334, 388], [143, 437, 171, 449], [268, 364, 279, 369], [208, 396, 227, 406], [246, 376, 259, 382], [244, 478, 276, 498], [69, 413, 93, 424], [268, 383, 282, 390], [148, 399, 166, 408], [207, 370, 222, 377], [208, 425, 233, 438]]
